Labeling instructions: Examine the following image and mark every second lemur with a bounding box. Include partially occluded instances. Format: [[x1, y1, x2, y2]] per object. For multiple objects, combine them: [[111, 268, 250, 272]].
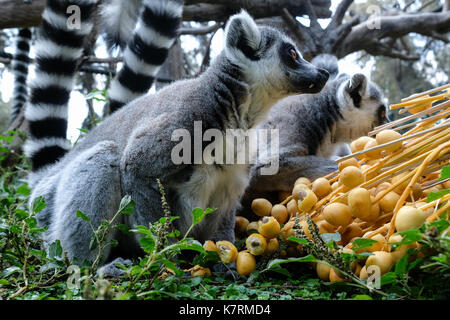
[[242, 54, 388, 208]]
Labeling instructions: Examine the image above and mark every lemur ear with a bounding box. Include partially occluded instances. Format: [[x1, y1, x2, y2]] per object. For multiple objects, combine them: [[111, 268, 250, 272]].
[[345, 73, 367, 96], [224, 10, 261, 61]]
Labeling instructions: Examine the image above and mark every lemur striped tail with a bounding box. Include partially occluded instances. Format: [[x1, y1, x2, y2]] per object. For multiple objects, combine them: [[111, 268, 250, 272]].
[[10, 28, 32, 125], [24, 0, 98, 171], [107, 0, 183, 113]]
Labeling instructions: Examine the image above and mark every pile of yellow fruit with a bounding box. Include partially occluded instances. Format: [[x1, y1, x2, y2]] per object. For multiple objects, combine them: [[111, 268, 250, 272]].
[[194, 84, 450, 280]]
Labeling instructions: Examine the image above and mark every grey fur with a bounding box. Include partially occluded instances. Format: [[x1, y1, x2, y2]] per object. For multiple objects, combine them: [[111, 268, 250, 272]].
[[29, 11, 329, 266], [241, 69, 387, 213], [311, 54, 339, 80]]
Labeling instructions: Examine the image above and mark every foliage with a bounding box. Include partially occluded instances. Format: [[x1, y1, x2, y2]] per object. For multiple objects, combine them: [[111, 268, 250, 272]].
[[0, 135, 449, 300]]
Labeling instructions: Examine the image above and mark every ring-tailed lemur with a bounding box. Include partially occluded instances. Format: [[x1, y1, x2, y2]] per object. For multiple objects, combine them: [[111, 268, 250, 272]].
[[10, 28, 32, 125], [26, 9, 329, 269], [241, 54, 387, 210]]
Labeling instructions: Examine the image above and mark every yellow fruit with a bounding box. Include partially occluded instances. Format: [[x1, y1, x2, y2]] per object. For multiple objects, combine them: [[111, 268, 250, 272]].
[[329, 268, 347, 282], [376, 182, 392, 194], [312, 178, 332, 198], [339, 166, 364, 189], [216, 241, 238, 264], [295, 177, 311, 186], [366, 234, 389, 252], [414, 202, 433, 217], [364, 139, 383, 159], [323, 203, 353, 227], [246, 221, 259, 234], [271, 204, 288, 224], [292, 183, 309, 200], [366, 197, 381, 222], [265, 238, 279, 254], [379, 191, 400, 213], [395, 206, 426, 232], [391, 171, 411, 194], [338, 158, 360, 171], [280, 221, 296, 241], [351, 136, 373, 153], [203, 240, 219, 253], [316, 219, 336, 234], [297, 189, 318, 212], [246, 233, 267, 256], [348, 187, 372, 220], [235, 216, 249, 235], [365, 251, 394, 275], [341, 223, 364, 244], [331, 181, 339, 191], [191, 265, 211, 277], [286, 199, 299, 217], [251, 198, 272, 217], [316, 262, 331, 281], [258, 216, 281, 239], [388, 234, 413, 263], [359, 266, 368, 280], [236, 251, 256, 276], [376, 130, 402, 153], [299, 220, 312, 240]]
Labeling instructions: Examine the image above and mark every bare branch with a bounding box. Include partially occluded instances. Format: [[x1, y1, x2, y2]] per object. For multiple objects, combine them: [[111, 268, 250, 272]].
[[338, 11, 450, 57], [418, 0, 437, 12], [280, 8, 316, 53], [403, 0, 416, 12], [179, 23, 223, 35], [329, 0, 354, 28]]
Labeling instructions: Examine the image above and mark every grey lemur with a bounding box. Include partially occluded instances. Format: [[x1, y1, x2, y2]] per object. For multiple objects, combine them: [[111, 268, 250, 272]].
[[241, 54, 388, 210], [25, 4, 329, 270]]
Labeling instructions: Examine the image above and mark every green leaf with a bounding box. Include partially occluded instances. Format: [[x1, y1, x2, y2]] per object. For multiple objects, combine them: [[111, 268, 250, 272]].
[[32, 196, 47, 213], [162, 239, 205, 255], [440, 165, 450, 180], [394, 249, 411, 276], [397, 228, 422, 245], [380, 272, 397, 286], [426, 189, 450, 202], [76, 210, 91, 223], [264, 255, 317, 276], [1, 266, 21, 278], [140, 236, 156, 254], [117, 195, 135, 215], [351, 238, 378, 251], [48, 240, 63, 261], [14, 209, 29, 220], [159, 258, 184, 277], [16, 184, 30, 196], [287, 236, 309, 245], [192, 208, 216, 225], [352, 294, 373, 300]]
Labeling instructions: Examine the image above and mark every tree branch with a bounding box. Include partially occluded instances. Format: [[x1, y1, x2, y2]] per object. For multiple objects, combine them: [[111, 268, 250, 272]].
[[0, 0, 332, 29], [338, 11, 450, 57], [179, 23, 223, 35], [329, 0, 354, 28]]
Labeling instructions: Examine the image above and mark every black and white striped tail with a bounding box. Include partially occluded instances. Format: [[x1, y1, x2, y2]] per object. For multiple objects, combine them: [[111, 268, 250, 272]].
[[24, 0, 98, 171], [108, 0, 183, 113], [10, 28, 32, 125]]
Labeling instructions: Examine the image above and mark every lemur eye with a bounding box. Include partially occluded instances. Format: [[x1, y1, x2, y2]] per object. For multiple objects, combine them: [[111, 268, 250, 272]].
[[289, 49, 298, 60]]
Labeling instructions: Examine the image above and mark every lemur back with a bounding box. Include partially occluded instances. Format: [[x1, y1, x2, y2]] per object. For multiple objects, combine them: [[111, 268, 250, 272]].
[[241, 55, 387, 215], [25, 7, 329, 273], [10, 28, 32, 125]]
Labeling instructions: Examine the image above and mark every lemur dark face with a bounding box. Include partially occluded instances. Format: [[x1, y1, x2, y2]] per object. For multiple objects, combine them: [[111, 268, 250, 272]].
[[336, 73, 388, 137], [224, 11, 329, 100], [278, 42, 329, 94]]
